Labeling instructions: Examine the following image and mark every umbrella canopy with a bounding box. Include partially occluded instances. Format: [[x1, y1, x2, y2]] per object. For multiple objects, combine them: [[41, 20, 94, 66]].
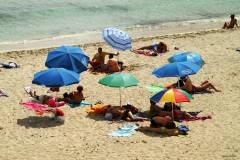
[[32, 68, 80, 87], [150, 88, 193, 120], [102, 27, 132, 51], [98, 72, 138, 88], [152, 62, 201, 78], [150, 88, 193, 103], [45, 45, 89, 73], [98, 73, 139, 106], [168, 52, 205, 67]]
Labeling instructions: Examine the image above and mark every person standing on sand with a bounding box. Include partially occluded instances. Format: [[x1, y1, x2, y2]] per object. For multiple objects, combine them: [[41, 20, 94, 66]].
[[223, 14, 238, 29]]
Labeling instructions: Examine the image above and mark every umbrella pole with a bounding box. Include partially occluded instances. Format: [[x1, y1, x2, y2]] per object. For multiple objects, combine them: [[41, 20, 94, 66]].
[[177, 77, 182, 107], [172, 103, 174, 121], [119, 88, 122, 106]]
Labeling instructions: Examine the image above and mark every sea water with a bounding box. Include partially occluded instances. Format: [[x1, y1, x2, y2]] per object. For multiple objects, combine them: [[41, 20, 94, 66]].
[[0, 0, 240, 50]]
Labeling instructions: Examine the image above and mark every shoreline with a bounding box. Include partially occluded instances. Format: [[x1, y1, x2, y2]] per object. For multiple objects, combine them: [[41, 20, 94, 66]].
[[0, 21, 226, 53]]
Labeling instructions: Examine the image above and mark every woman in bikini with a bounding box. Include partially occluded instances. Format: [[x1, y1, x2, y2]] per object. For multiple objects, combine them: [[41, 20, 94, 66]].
[[223, 14, 238, 29], [136, 126, 187, 136], [180, 76, 221, 93], [130, 42, 168, 56]]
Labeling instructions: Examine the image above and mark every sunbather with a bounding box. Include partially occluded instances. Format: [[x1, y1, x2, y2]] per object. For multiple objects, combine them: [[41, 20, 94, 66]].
[[157, 108, 193, 119], [180, 76, 221, 93], [130, 42, 168, 56], [29, 91, 53, 105], [105, 105, 149, 122], [59, 85, 84, 104], [150, 100, 164, 116], [136, 126, 188, 136], [150, 116, 176, 129]]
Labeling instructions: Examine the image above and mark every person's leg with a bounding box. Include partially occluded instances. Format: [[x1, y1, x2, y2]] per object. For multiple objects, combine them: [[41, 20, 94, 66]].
[[223, 22, 229, 29], [200, 80, 209, 86], [127, 111, 149, 121], [182, 111, 193, 119], [201, 83, 221, 92], [135, 126, 163, 133]]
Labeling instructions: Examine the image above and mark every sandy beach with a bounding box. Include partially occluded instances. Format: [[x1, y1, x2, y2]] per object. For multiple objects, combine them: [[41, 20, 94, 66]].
[[0, 27, 240, 160]]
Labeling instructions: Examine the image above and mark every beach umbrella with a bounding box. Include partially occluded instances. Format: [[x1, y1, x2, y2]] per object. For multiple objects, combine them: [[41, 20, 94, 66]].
[[98, 72, 138, 106], [32, 68, 80, 88], [45, 45, 89, 73], [152, 62, 201, 78], [150, 88, 193, 120], [102, 27, 132, 51], [168, 52, 205, 67]]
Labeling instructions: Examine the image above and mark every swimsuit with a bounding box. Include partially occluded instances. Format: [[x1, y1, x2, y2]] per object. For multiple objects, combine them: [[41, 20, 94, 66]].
[[121, 109, 131, 120], [161, 127, 166, 134], [151, 44, 158, 52]]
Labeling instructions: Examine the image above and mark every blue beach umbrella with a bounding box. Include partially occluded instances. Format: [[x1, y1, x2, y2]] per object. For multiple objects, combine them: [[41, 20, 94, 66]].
[[152, 62, 201, 78], [45, 45, 89, 73], [168, 52, 205, 67], [32, 68, 80, 87], [102, 27, 132, 51]]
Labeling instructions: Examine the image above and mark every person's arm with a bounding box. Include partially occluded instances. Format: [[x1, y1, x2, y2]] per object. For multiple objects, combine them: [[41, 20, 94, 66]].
[[236, 19, 239, 27], [167, 131, 179, 136]]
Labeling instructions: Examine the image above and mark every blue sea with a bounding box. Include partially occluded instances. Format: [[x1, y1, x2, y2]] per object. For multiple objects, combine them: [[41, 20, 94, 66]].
[[0, 0, 240, 48]]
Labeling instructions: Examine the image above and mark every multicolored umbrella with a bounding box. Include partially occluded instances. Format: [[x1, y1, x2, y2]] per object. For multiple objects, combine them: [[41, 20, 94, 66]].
[[168, 52, 205, 67], [102, 27, 132, 51], [150, 88, 193, 120], [45, 45, 89, 73], [98, 72, 138, 106]]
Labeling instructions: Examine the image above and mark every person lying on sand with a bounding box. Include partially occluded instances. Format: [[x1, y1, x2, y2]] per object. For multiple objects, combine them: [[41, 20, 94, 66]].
[[180, 76, 221, 93], [130, 42, 168, 56], [150, 116, 176, 129], [156, 109, 193, 119], [105, 105, 149, 122], [135, 126, 188, 136], [29, 91, 53, 105]]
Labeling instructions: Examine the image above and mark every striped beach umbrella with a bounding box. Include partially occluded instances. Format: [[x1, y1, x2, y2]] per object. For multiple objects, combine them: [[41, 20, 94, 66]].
[[102, 27, 132, 51]]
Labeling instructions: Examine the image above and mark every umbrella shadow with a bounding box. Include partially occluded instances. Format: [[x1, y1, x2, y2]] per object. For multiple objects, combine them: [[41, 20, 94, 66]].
[[17, 116, 64, 128], [85, 114, 106, 121]]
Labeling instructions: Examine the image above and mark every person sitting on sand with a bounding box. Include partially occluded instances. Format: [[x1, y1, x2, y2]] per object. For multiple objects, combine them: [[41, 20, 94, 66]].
[[130, 42, 168, 56], [59, 85, 84, 104], [29, 91, 53, 105], [89, 47, 119, 70], [136, 126, 188, 136], [180, 76, 221, 93], [223, 14, 238, 29], [105, 105, 149, 122], [150, 116, 176, 129], [150, 100, 164, 116], [105, 54, 121, 73]]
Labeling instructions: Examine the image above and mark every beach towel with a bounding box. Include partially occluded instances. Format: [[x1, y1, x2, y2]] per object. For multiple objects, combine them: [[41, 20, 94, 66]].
[[67, 101, 93, 108], [19, 101, 53, 115], [180, 115, 212, 122], [86, 104, 109, 114], [107, 125, 138, 137], [144, 84, 164, 93], [131, 50, 162, 57]]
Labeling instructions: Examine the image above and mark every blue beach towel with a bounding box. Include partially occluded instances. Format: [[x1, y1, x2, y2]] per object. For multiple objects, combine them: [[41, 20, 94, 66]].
[[67, 101, 93, 108], [108, 125, 138, 137]]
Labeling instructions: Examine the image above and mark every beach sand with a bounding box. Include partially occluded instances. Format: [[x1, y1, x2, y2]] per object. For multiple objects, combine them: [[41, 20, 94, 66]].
[[0, 28, 240, 160]]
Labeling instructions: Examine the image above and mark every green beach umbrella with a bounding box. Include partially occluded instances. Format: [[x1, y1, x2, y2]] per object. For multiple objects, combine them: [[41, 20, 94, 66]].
[[98, 72, 139, 106]]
